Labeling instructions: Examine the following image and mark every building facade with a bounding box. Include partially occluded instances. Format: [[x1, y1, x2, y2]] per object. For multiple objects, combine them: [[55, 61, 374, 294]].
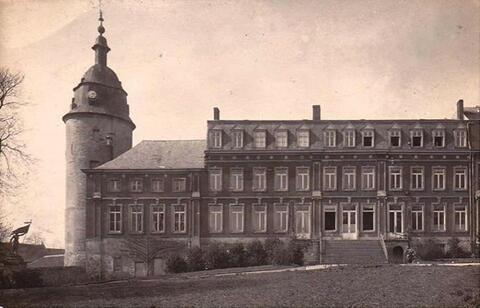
[[66, 17, 480, 278]]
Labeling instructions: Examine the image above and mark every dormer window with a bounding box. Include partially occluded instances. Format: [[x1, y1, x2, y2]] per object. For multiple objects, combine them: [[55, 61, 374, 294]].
[[389, 128, 401, 147], [254, 130, 266, 148], [454, 128, 467, 148], [275, 130, 288, 148], [211, 129, 222, 148], [432, 129, 445, 147], [232, 130, 244, 148], [324, 129, 336, 147], [297, 130, 310, 147], [410, 129, 423, 147], [362, 129, 374, 147], [343, 129, 355, 147]]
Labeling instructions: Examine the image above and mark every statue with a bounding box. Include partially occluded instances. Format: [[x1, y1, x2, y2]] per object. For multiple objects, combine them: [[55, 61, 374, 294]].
[[9, 221, 31, 255]]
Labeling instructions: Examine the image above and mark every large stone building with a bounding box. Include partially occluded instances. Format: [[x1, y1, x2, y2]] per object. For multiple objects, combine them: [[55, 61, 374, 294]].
[[64, 16, 480, 277]]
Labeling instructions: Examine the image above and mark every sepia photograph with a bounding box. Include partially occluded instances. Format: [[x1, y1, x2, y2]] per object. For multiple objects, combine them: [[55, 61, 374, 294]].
[[0, 0, 479, 307]]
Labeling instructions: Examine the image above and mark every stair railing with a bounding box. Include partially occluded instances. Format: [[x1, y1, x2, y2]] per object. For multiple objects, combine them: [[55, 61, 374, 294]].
[[379, 234, 389, 263]]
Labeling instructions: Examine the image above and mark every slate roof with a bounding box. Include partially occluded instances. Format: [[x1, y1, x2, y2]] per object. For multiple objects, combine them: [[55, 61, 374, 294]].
[[96, 140, 206, 170]]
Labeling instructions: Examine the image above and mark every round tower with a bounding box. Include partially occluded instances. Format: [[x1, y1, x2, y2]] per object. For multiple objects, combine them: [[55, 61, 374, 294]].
[[63, 12, 135, 267]]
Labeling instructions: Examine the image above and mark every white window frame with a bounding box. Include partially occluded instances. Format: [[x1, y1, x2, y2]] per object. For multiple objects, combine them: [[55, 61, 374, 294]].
[[432, 129, 445, 148], [233, 130, 244, 149], [208, 204, 223, 233], [274, 167, 289, 191], [172, 177, 187, 192], [295, 204, 311, 239], [344, 129, 355, 147], [361, 166, 375, 191], [454, 129, 467, 148], [211, 129, 222, 148], [389, 166, 403, 191], [274, 203, 289, 233], [342, 166, 356, 191], [130, 204, 144, 234], [253, 167, 267, 191], [410, 129, 423, 147], [361, 130, 374, 147], [108, 178, 121, 192], [130, 178, 143, 192], [361, 204, 375, 232], [151, 178, 164, 192], [411, 206, 424, 232], [209, 168, 222, 192], [323, 166, 337, 191], [324, 130, 336, 147], [296, 167, 310, 191], [389, 129, 401, 147], [297, 130, 310, 148], [151, 204, 165, 233], [229, 204, 244, 233], [254, 130, 267, 148], [172, 204, 187, 233], [453, 167, 467, 191], [109, 204, 122, 234], [275, 130, 288, 148], [388, 204, 403, 234], [323, 206, 337, 232], [454, 205, 467, 232], [432, 167, 446, 191], [410, 167, 424, 191], [230, 168, 244, 192], [252, 204, 267, 233], [432, 204, 446, 232]]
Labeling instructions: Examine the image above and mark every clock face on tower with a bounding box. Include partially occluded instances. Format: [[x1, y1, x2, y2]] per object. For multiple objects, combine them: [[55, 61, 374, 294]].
[[87, 90, 97, 100]]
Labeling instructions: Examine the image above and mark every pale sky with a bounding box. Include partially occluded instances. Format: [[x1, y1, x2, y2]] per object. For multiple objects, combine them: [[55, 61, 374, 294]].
[[0, 0, 479, 247]]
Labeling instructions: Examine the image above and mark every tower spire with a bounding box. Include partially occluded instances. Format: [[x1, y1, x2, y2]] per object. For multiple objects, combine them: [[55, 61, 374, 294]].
[[92, 5, 110, 67]]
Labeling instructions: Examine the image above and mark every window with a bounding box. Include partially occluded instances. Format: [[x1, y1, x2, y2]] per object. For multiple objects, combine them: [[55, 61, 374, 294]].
[[388, 206, 403, 233], [344, 130, 355, 147], [229, 204, 244, 233], [433, 130, 445, 147], [411, 130, 423, 147], [209, 169, 222, 192], [411, 207, 423, 231], [151, 178, 164, 192], [433, 205, 446, 232], [254, 130, 266, 148], [130, 179, 143, 192], [297, 130, 310, 147], [454, 205, 467, 232], [275, 130, 288, 148], [342, 167, 356, 191], [296, 167, 310, 191], [454, 167, 467, 190], [130, 205, 143, 233], [389, 167, 402, 190], [324, 130, 336, 147], [410, 167, 424, 191], [252, 204, 267, 233], [151, 204, 165, 233], [173, 204, 186, 233], [274, 204, 288, 232], [253, 167, 267, 191], [209, 205, 223, 233], [109, 205, 122, 233], [211, 130, 222, 148], [230, 168, 244, 191], [232, 130, 243, 148], [361, 166, 375, 190], [454, 129, 467, 147], [324, 208, 337, 231], [362, 205, 375, 231], [274, 167, 288, 191], [389, 130, 401, 147], [172, 178, 186, 192], [295, 205, 311, 238], [362, 130, 374, 147], [323, 167, 337, 191], [432, 167, 446, 191], [107, 179, 121, 192]]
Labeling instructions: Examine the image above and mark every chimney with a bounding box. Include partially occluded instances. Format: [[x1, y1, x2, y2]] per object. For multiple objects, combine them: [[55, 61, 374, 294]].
[[213, 107, 220, 120], [457, 99, 464, 120], [312, 105, 321, 121]]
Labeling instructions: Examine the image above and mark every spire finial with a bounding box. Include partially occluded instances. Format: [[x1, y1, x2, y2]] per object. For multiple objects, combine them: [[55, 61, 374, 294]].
[[97, 1, 105, 35]]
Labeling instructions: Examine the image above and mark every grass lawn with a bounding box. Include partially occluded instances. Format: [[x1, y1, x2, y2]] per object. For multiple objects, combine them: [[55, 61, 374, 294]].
[[1, 265, 479, 307]]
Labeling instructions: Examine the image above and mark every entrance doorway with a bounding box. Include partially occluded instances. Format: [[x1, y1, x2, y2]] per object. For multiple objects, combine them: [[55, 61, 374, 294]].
[[342, 210, 357, 239]]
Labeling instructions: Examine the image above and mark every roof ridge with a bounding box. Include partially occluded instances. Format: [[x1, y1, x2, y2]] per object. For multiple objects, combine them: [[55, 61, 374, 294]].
[[140, 139, 206, 142]]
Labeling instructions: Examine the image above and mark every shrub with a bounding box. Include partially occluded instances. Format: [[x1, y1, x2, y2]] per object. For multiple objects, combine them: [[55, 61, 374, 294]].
[[446, 237, 469, 258], [414, 239, 445, 261], [186, 246, 205, 272], [245, 240, 268, 266], [165, 253, 188, 273], [0, 269, 44, 289], [264, 238, 284, 263], [204, 243, 230, 270], [228, 243, 246, 267], [286, 241, 304, 266]]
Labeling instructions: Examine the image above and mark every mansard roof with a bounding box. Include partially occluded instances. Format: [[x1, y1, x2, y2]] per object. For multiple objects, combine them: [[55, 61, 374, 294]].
[[96, 140, 206, 170]]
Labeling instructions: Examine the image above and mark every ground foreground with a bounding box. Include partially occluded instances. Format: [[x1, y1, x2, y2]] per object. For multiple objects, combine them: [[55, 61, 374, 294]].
[[1, 265, 479, 307]]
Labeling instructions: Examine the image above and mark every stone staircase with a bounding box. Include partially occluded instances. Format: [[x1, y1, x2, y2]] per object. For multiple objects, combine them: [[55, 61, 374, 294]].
[[322, 240, 388, 264]]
